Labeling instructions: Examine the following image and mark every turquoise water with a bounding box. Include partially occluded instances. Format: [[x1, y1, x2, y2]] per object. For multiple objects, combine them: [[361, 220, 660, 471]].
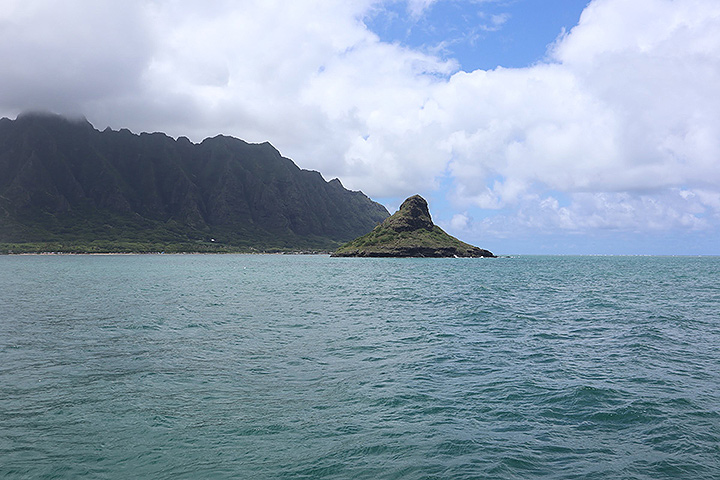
[[1, 254, 719, 479]]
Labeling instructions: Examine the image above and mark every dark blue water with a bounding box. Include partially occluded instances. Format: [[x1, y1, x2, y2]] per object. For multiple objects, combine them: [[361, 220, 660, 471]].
[[1, 255, 719, 479]]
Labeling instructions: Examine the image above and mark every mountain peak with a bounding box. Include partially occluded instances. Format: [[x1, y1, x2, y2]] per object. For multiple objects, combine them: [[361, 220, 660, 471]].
[[16, 111, 90, 127], [385, 194, 433, 232], [331, 195, 495, 258]]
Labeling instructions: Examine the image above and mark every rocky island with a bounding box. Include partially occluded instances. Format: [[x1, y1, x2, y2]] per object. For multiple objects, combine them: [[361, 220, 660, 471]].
[[331, 195, 495, 258]]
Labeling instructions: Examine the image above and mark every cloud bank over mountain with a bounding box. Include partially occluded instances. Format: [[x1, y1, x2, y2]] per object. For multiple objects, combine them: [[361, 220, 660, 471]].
[[1, 0, 718, 252]]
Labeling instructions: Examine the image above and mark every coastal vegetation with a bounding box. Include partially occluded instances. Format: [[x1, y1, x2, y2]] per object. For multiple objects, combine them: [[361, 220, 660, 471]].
[[0, 113, 388, 253]]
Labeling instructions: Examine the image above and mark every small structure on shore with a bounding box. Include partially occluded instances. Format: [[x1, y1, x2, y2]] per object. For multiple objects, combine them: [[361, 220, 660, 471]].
[[331, 195, 495, 258]]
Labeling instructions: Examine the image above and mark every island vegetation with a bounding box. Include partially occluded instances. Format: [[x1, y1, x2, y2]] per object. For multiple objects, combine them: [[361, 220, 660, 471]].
[[332, 195, 495, 257]]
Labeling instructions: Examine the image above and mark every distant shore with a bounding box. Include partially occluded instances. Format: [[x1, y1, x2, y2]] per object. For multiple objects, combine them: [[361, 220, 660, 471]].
[[6, 251, 331, 256], [2, 250, 333, 256], [0, 242, 335, 256]]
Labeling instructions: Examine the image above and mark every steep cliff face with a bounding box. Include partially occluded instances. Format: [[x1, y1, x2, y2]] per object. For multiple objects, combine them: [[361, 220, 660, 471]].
[[0, 113, 388, 249], [332, 195, 495, 258]]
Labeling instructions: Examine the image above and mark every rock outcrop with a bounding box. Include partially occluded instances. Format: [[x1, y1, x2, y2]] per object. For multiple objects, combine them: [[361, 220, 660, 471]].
[[331, 195, 495, 257]]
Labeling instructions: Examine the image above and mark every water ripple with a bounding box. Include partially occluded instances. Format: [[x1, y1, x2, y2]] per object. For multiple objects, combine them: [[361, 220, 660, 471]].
[[1, 254, 719, 479]]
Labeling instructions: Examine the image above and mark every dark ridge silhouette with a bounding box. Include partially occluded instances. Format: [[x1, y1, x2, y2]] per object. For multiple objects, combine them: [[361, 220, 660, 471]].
[[0, 113, 389, 251]]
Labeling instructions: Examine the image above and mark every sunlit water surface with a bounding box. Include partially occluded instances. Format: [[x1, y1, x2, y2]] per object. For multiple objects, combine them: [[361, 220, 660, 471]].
[[1, 254, 719, 479]]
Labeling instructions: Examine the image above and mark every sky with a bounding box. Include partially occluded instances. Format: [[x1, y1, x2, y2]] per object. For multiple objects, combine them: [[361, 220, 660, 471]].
[[1, 0, 719, 255]]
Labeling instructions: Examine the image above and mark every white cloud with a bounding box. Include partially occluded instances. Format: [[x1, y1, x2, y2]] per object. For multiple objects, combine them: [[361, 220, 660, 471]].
[[0, 0, 152, 112], [477, 12, 509, 32], [1, 0, 719, 248], [451, 188, 713, 244], [406, 0, 439, 19], [449, 212, 471, 231]]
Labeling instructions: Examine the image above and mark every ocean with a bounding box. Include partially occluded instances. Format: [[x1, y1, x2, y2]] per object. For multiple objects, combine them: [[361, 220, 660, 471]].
[[1, 254, 719, 479]]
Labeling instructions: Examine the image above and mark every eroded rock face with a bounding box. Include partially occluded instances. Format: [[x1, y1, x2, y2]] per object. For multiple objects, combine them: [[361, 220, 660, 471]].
[[332, 194, 495, 258], [383, 195, 434, 232]]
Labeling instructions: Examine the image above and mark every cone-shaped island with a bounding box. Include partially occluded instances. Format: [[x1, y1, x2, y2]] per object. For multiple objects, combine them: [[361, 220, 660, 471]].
[[331, 195, 495, 257]]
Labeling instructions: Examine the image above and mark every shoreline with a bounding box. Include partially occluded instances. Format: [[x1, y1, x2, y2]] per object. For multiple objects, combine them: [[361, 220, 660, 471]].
[[4, 251, 333, 256]]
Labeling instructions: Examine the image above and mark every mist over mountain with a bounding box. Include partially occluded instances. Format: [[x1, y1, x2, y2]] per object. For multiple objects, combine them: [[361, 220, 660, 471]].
[[0, 113, 389, 251]]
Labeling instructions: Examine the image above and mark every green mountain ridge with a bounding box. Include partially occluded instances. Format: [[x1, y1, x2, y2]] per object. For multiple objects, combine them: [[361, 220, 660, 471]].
[[332, 195, 495, 257], [0, 113, 389, 253]]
